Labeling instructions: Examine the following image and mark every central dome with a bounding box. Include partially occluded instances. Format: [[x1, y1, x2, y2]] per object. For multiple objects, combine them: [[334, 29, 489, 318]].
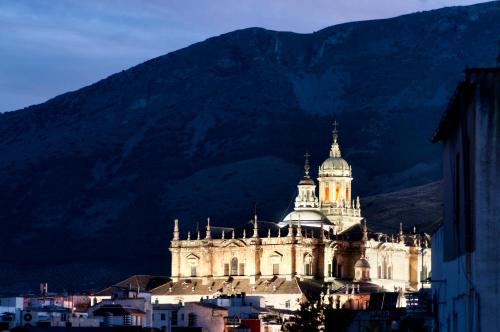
[[320, 157, 350, 171], [279, 210, 333, 229]]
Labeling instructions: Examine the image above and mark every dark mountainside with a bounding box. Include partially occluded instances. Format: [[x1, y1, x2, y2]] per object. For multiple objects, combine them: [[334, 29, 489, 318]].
[[0, 2, 498, 293]]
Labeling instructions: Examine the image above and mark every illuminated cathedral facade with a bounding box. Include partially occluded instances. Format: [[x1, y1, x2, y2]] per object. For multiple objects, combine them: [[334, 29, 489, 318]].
[[156, 125, 432, 310]]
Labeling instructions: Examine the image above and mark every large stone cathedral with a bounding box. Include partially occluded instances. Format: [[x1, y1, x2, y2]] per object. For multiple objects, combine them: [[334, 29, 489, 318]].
[[154, 125, 432, 310]]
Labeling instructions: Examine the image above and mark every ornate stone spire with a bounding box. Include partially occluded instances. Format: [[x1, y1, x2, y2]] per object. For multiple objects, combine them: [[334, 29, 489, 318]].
[[362, 219, 368, 242], [205, 217, 211, 240], [399, 222, 404, 243], [252, 214, 259, 238], [329, 120, 342, 158], [173, 219, 179, 241], [297, 217, 303, 239]]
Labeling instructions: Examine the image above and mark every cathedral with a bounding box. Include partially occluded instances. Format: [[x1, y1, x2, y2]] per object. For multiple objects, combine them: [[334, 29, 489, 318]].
[[154, 125, 432, 310]]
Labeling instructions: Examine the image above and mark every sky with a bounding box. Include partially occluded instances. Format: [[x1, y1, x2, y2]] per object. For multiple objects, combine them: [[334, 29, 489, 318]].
[[0, 0, 491, 112]]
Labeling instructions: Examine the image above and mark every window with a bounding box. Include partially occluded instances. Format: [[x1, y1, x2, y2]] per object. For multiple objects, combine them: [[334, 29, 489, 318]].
[[328, 264, 332, 277], [171, 311, 178, 326], [224, 264, 229, 276], [273, 263, 279, 275], [388, 266, 392, 279], [239, 263, 245, 276], [332, 258, 338, 277], [285, 300, 291, 309], [230, 257, 238, 276], [422, 266, 428, 282], [190, 265, 197, 277], [187, 313, 197, 327], [378, 266, 381, 279], [304, 263, 312, 276], [325, 187, 330, 202], [335, 185, 340, 201], [160, 313, 166, 321], [304, 254, 313, 276], [346, 188, 350, 202]]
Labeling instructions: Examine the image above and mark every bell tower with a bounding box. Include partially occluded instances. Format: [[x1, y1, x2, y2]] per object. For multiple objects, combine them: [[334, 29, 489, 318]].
[[318, 121, 353, 209], [294, 153, 320, 210]]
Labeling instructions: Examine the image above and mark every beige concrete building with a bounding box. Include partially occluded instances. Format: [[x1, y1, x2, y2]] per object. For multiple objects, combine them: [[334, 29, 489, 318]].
[[160, 125, 431, 309]]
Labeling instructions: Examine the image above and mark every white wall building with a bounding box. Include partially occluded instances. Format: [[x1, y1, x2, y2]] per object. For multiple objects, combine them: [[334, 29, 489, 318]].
[[431, 67, 500, 332]]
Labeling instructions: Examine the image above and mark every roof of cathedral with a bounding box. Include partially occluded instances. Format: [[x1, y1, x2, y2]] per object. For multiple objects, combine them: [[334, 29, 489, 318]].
[[94, 275, 171, 296], [151, 277, 306, 296]]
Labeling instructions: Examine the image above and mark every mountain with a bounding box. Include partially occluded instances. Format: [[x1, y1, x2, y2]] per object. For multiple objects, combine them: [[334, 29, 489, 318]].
[[0, 2, 499, 293]]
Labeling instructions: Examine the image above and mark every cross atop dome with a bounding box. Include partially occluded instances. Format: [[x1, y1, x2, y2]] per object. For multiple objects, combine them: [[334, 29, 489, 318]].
[[330, 120, 342, 158], [332, 120, 338, 142], [304, 152, 311, 177]]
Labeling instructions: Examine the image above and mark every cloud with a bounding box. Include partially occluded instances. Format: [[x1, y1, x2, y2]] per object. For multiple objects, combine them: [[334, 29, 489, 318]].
[[0, 0, 491, 112]]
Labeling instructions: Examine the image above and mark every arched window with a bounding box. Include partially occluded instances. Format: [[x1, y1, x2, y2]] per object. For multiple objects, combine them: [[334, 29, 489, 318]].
[[304, 254, 313, 276], [230, 257, 238, 276], [382, 258, 388, 279], [325, 187, 330, 202]]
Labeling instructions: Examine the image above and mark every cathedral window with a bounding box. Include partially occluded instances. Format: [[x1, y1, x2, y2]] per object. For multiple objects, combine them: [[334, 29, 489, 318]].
[[325, 187, 330, 202], [304, 263, 312, 276], [304, 254, 313, 276], [388, 266, 392, 279], [285, 300, 291, 309], [230, 257, 238, 276], [239, 263, 245, 276], [377, 265, 381, 279], [328, 264, 332, 277], [224, 264, 229, 276], [190, 265, 197, 277], [335, 185, 340, 201], [382, 258, 388, 279], [273, 263, 279, 275]]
